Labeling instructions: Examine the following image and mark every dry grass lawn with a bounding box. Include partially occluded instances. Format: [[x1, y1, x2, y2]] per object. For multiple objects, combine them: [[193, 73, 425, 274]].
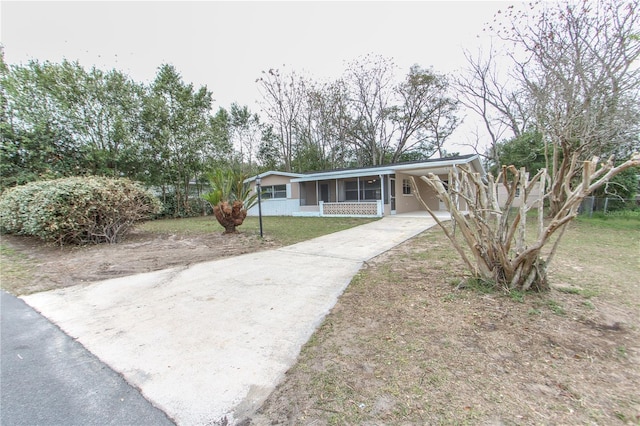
[[252, 216, 640, 425]]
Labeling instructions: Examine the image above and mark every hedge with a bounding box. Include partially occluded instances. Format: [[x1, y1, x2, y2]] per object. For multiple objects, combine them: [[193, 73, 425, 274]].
[[0, 176, 161, 245]]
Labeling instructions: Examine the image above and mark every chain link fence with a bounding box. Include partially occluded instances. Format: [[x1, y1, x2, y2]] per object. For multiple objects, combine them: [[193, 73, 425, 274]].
[[578, 196, 640, 216]]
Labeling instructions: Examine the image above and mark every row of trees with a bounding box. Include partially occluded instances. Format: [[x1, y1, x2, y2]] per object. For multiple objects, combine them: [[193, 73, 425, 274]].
[[2, 1, 638, 219], [0, 57, 237, 214], [0, 52, 461, 210], [257, 56, 459, 172]]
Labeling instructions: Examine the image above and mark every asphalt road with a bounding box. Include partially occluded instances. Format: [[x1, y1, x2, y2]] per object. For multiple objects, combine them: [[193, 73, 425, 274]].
[[1, 290, 175, 426]]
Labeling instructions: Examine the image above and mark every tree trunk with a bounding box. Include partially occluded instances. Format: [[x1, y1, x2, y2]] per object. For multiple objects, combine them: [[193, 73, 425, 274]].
[[213, 200, 247, 234]]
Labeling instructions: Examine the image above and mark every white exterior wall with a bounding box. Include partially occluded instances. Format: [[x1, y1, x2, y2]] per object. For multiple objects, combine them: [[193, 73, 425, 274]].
[[247, 174, 300, 216], [496, 181, 543, 208], [247, 198, 300, 216]]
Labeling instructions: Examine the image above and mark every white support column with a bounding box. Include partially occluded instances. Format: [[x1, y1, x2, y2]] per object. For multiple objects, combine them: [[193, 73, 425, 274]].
[[379, 174, 385, 216]]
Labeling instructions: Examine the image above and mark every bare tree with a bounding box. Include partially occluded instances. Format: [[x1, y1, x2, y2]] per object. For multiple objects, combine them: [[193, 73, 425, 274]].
[[257, 68, 307, 172], [343, 57, 461, 165], [487, 0, 640, 215], [229, 103, 261, 174], [456, 47, 531, 165], [392, 65, 460, 161], [518, 1, 638, 215], [342, 54, 397, 166], [295, 79, 351, 170], [412, 154, 640, 291], [409, 1, 640, 292], [321, 80, 352, 167]]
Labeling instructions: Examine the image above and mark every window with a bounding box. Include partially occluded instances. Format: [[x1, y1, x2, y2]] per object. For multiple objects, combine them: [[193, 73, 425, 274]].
[[402, 179, 412, 195], [261, 184, 287, 199]]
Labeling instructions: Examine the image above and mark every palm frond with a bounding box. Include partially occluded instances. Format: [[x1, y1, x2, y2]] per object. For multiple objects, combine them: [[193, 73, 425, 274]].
[[202, 169, 259, 210]]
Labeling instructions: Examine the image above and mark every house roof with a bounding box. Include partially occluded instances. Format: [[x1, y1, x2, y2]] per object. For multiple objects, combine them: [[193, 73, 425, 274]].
[[290, 154, 484, 183], [244, 171, 306, 184]]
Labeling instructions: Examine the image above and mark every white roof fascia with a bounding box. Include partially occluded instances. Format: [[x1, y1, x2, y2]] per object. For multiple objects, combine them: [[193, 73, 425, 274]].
[[391, 155, 481, 173], [244, 171, 306, 183], [291, 168, 395, 183], [291, 155, 484, 183]]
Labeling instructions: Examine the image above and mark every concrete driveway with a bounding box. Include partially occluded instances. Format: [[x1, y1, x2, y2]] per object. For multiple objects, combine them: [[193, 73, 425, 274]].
[[22, 216, 440, 425]]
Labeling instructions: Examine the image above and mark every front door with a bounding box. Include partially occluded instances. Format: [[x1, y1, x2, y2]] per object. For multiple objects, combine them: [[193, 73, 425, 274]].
[[390, 178, 396, 214], [320, 183, 329, 203]]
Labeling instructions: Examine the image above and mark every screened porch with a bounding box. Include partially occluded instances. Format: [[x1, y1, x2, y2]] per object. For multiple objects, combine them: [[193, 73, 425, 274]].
[[297, 174, 393, 217]]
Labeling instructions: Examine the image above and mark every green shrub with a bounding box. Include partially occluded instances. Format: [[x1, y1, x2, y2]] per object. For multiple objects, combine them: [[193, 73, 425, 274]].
[[0, 176, 161, 245]]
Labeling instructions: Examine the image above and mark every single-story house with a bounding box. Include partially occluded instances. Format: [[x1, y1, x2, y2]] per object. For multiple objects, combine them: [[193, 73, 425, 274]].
[[245, 154, 487, 217]]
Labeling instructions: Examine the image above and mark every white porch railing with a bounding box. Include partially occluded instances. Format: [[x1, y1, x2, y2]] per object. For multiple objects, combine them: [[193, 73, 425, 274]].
[[319, 200, 383, 217]]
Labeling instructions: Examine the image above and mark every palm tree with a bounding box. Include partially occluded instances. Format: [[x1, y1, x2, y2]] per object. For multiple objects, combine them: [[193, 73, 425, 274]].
[[202, 169, 258, 234]]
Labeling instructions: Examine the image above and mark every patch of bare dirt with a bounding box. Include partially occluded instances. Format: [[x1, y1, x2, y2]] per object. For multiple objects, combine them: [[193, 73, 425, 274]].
[[1, 229, 278, 295]]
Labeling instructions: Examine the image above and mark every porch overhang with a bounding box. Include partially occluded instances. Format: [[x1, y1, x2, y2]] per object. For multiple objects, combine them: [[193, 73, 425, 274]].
[[390, 156, 485, 177], [290, 155, 484, 183], [244, 170, 305, 184], [291, 169, 395, 183]]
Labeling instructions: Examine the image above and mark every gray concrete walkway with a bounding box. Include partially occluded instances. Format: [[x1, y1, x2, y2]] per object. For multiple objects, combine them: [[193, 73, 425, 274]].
[[22, 216, 439, 425]]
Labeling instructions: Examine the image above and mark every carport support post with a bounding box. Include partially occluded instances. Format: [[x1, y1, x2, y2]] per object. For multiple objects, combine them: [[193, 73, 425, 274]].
[[256, 175, 263, 238]]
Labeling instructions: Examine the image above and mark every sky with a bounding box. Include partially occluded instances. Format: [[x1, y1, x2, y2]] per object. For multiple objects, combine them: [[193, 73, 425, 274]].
[[0, 0, 518, 153]]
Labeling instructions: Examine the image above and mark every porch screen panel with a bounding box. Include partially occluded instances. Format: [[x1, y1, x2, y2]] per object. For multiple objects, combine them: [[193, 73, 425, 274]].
[[344, 178, 381, 201], [338, 181, 346, 202], [363, 178, 381, 200], [299, 182, 307, 206], [299, 182, 318, 206], [345, 180, 359, 201]]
